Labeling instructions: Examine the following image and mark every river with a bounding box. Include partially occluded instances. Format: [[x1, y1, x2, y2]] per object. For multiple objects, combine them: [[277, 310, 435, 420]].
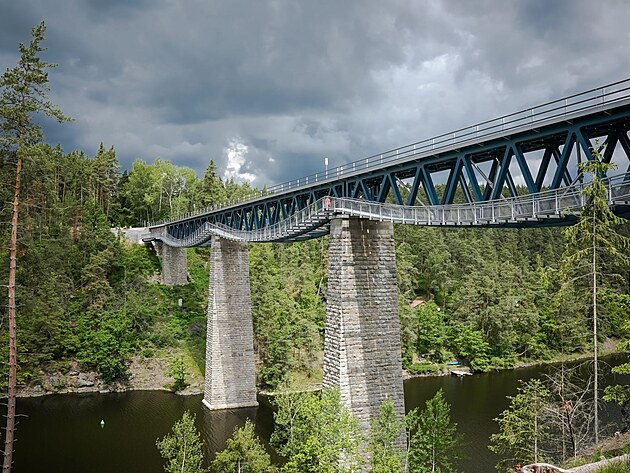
[[9, 354, 630, 472]]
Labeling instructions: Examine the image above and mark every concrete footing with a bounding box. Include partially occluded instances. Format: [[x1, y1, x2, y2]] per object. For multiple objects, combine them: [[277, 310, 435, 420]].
[[323, 217, 405, 434], [203, 236, 258, 410]]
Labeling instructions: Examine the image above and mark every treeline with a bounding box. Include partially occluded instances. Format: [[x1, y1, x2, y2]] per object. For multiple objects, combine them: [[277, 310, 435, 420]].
[[1, 143, 629, 389], [0, 142, 322, 389], [0, 144, 256, 386]]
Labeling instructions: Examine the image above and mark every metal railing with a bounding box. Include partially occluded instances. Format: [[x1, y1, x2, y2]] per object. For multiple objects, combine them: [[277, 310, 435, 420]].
[[150, 173, 630, 246], [150, 77, 630, 228]]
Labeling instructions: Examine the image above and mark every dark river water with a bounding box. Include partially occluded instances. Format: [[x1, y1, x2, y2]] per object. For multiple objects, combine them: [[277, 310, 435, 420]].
[[9, 354, 630, 473]]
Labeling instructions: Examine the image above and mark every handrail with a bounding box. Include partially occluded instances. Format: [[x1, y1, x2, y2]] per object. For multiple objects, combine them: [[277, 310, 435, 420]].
[[149, 78, 630, 228], [148, 172, 630, 245]]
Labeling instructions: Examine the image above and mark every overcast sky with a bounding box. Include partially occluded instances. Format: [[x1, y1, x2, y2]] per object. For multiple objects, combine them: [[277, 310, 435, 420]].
[[2, 0, 629, 187]]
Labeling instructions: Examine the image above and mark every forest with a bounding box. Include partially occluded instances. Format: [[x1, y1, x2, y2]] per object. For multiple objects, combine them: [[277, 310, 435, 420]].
[[2, 22, 629, 396], [0, 141, 628, 390], [2, 22, 630, 473]]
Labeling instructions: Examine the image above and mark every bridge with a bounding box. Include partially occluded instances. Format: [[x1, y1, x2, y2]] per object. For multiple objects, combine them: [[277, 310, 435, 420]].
[[151, 173, 630, 247], [145, 78, 630, 435]]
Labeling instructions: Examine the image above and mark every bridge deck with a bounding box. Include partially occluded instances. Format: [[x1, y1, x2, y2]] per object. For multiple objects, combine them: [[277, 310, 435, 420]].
[[147, 78, 630, 245], [145, 173, 630, 246]]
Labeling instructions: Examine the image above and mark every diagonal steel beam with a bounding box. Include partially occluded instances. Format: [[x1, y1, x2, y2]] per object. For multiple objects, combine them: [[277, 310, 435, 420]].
[[512, 142, 537, 193], [551, 132, 576, 189]]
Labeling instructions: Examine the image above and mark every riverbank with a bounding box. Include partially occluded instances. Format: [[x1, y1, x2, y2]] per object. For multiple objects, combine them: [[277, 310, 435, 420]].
[[14, 340, 626, 399], [16, 351, 205, 398], [402, 339, 622, 381], [9, 351, 630, 473]]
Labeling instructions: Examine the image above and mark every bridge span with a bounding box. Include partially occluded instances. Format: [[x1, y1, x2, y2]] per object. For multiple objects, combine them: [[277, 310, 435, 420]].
[[144, 78, 630, 438], [149, 172, 630, 247], [149, 78, 630, 243]]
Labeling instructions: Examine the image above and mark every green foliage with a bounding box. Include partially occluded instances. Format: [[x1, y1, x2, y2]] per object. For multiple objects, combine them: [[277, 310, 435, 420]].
[[407, 389, 461, 473], [200, 160, 227, 208], [0, 21, 71, 150], [250, 241, 325, 390], [406, 362, 442, 375], [597, 459, 630, 473], [395, 219, 596, 375], [76, 308, 133, 383], [271, 389, 364, 473], [156, 411, 208, 473], [451, 325, 490, 372], [489, 379, 550, 470], [415, 301, 447, 360], [603, 384, 630, 406], [370, 399, 405, 473], [167, 357, 188, 392], [211, 420, 275, 473], [604, 356, 630, 408]]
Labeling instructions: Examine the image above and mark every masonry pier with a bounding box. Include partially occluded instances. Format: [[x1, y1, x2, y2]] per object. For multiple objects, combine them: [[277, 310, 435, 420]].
[[203, 235, 258, 410], [323, 216, 405, 433], [156, 242, 188, 286]]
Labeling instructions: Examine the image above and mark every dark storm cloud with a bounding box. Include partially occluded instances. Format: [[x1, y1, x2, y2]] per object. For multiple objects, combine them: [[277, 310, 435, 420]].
[[120, 0, 437, 123], [1, 0, 629, 187], [448, 0, 630, 96]]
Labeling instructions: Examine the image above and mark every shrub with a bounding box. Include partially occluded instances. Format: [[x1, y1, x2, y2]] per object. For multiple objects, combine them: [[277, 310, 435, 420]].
[[406, 362, 442, 375]]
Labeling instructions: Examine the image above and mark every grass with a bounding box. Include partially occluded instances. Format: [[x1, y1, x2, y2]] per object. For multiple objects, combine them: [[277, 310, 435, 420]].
[[599, 459, 630, 473]]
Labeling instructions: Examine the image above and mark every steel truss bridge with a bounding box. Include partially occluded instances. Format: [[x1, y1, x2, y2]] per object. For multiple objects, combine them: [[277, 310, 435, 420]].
[[148, 79, 630, 246]]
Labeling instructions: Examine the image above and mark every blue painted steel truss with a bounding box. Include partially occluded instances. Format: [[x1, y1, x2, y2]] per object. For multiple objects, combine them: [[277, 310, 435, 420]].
[[157, 92, 630, 242]]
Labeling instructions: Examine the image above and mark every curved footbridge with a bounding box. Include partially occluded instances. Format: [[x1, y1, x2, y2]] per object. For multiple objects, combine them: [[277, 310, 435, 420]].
[[144, 79, 630, 437], [149, 172, 630, 247]]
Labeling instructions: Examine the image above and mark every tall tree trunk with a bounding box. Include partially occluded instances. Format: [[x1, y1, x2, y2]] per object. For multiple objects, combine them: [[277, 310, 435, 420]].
[[534, 413, 538, 463], [593, 215, 599, 445], [3, 150, 22, 473]]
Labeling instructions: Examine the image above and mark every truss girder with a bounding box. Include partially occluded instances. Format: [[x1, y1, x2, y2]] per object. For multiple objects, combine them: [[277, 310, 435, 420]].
[[161, 104, 630, 242]]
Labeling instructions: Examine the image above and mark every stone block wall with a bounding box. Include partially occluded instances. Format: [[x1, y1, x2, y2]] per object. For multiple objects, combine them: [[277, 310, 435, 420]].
[[323, 216, 405, 435], [203, 236, 258, 410], [157, 242, 188, 286]]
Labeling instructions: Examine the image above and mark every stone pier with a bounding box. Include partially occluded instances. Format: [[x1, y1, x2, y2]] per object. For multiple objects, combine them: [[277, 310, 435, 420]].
[[323, 217, 405, 433], [156, 242, 188, 286], [203, 235, 258, 410]]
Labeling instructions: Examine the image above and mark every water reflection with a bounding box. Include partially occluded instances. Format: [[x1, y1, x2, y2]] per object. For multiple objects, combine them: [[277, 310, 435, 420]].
[[8, 354, 630, 473]]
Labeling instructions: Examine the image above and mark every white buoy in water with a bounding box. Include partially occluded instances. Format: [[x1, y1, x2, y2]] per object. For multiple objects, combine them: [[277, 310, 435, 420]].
[[100, 419, 105, 428]]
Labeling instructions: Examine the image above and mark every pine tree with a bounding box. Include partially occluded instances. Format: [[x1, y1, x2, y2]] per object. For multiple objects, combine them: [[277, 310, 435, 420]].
[[0, 22, 70, 472]]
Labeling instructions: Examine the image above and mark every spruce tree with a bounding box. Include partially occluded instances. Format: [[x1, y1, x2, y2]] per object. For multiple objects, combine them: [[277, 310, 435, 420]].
[[561, 144, 630, 444]]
